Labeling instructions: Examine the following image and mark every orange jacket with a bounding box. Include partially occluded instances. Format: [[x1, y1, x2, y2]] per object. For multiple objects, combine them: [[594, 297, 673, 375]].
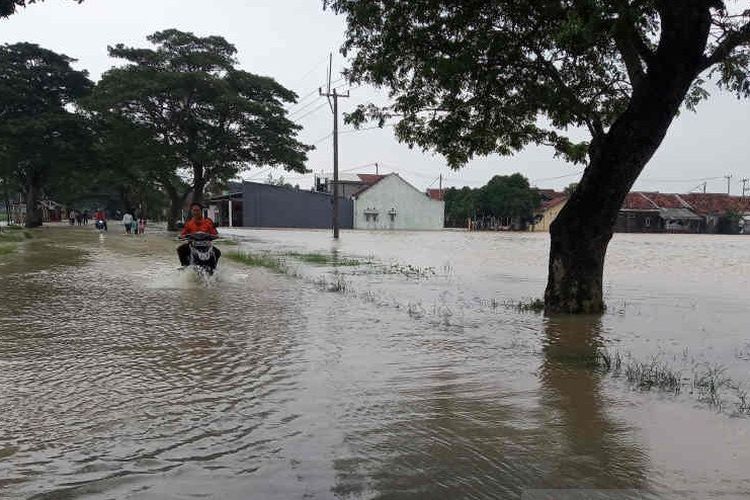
[[181, 217, 218, 237]]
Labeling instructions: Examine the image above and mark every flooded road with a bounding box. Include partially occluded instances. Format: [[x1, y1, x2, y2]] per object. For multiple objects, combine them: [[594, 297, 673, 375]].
[[1, 225, 749, 499]]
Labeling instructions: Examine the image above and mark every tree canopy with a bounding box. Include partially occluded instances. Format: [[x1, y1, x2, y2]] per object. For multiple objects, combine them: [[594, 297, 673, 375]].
[[327, 0, 750, 167], [0, 0, 82, 18], [444, 173, 539, 227], [0, 42, 93, 227], [88, 29, 312, 226]]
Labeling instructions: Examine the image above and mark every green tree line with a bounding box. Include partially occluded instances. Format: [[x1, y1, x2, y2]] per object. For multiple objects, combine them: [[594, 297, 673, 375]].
[[0, 29, 311, 228], [443, 173, 540, 228]]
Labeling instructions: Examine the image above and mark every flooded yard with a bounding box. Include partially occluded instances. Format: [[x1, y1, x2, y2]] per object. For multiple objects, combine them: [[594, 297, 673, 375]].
[[1, 225, 749, 499]]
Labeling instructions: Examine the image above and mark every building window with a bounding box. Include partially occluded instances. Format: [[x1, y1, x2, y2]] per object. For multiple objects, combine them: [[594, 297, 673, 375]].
[[644, 217, 651, 227], [364, 208, 379, 222], [388, 208, 397, 221]]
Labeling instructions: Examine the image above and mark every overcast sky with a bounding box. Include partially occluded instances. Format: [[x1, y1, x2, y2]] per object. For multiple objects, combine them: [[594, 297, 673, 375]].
[[2, 0, 749, 195]]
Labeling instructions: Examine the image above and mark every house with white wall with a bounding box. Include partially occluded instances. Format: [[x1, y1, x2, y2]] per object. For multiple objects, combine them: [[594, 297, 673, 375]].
[[352, 173, 444, 230]]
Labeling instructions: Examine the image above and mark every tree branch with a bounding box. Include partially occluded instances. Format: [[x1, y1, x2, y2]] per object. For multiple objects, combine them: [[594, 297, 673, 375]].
[[613, 28, 646, 88], [701, 20, 750, 70], [533, 49, 605, 140]]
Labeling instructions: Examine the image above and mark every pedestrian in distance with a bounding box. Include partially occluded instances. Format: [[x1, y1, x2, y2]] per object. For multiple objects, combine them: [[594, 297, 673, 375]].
[[122, 212, 133, 234]]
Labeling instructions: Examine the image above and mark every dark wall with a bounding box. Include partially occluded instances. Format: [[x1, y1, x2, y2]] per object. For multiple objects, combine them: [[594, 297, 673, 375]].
[[242, 182, 353, 229], [614, 211, 662, 233]]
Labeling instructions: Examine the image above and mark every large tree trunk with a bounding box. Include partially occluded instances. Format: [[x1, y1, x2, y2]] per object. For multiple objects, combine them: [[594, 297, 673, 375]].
[[160, 181, 183, 231], [24, 182, 42, 228], [192, 163, 205, 206], [544, 4, 712, 314]]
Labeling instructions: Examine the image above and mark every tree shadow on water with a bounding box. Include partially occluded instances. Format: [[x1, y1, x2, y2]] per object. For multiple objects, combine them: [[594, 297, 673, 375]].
[[537, 314, 655, 498]]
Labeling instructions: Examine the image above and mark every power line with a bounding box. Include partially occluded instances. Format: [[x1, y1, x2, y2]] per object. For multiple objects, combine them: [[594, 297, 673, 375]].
[[292, 101, 330, 122], [531, 172, 583, 183], [288, 97, 326, 118], [310, 123, 395, 146], [287, 88, 321, 112]]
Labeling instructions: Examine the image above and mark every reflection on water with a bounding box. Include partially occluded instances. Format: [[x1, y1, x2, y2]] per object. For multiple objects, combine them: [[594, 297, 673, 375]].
[[1, 226, 749, 499], [540, 316, 649, 496]]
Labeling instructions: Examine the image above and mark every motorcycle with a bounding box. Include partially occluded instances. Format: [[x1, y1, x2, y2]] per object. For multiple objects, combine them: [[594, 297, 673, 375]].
[[95, 219, 107, 231], [181, 232, 219, 274]]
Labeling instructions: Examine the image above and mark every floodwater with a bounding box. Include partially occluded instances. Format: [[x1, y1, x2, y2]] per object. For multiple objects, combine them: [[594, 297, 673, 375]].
[[1, 225, 749, 499]]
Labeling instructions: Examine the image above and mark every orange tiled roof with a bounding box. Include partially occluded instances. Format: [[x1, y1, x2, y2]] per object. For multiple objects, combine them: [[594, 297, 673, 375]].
[[426, 188, 444, 201], [356, 174, 385, 186]]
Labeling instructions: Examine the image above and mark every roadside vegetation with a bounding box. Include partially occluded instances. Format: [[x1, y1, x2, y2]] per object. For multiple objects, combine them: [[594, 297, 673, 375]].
[[0, 226, 32, 255], [284, 251, 360, 266], [226, 251, 286, 274]]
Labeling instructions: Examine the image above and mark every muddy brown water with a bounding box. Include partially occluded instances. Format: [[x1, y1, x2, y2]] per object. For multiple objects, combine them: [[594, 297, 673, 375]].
[[1, 225, 749, 499]]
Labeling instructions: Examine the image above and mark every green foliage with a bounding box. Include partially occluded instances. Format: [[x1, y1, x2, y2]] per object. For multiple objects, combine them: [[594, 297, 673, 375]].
[[443, 186, 476, 226], [285, 251, 360, 266], [0, 42, 94, 225], [444, 173, 539, 226], [478, 173, 540, 220], [325, 1, 750, 168], [0, 0, 82, 18], [227, 251, 286, 273], [88, 29, 313, 206]]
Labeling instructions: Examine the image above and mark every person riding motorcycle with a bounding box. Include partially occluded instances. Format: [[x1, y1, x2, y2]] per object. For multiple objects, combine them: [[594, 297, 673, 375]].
[[177, 202, 221, 266]]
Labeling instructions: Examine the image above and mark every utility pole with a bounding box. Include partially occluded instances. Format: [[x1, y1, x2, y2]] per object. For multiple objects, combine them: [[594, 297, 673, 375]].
[[439, 173, 443, 193], [725, 174, 732, 195], [319, 54, 349, 239], [703, 182, 707, 194], [741, 178, 749, 198], [375, 162, 379, 175]]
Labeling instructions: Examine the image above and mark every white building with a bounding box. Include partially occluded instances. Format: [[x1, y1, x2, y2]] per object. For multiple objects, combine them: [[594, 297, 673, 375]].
[[352, 173, 444, 230]]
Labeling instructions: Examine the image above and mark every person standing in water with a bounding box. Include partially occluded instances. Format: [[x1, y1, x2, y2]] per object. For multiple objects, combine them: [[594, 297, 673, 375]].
[[122, 212, 133, 234]]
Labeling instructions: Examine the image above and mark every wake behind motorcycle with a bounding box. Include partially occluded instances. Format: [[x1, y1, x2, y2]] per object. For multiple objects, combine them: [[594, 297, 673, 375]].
[[179, 232, 220, 274]]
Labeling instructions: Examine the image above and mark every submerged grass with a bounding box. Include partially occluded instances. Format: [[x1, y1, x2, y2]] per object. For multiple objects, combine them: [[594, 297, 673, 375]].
[[0, 227, 32, 255], [0, 227, 32, 243], [285, 251, 360, 266], [0, 244, 16, 256], [584, 349, 750, 415], [227, 251, 286, 273], [505, 298, 545, 313]]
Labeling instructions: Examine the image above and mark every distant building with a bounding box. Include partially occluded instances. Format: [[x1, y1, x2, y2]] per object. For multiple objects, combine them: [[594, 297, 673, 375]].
[[681, 193, 750, 234], [529, 191, 567, 232], [613, 192, 750, 234], [426, 188, 445, 201], [615, 192, 702, 233], [209, 181, 353, 229], [209, 174, 443, 231], [315, 173, 384, 199], [352, 173, 444, 230]]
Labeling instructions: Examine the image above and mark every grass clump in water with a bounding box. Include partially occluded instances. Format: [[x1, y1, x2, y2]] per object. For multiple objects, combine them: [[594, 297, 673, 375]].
[[285, 251, 360, 266], [227, 251, 285, 273], [624, 358, 682, 394], [313, 273, 349, 293], [505, 298, 545, 313], [0, 227, 32, 243], [0, 227, 32, 255]]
